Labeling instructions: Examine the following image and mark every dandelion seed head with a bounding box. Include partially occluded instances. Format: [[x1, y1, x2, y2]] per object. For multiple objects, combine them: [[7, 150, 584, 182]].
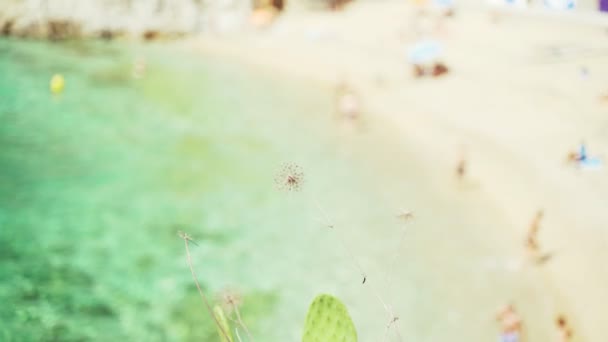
[[177, 230, 198, 245], [274, 163, 304, 191], [217, 288, 243, 314], [397, 210, 414, 221]]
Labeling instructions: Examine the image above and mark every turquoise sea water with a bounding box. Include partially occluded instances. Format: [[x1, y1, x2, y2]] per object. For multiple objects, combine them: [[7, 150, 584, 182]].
[[0, 39, 309, 341], [0, 39, 557, 341]]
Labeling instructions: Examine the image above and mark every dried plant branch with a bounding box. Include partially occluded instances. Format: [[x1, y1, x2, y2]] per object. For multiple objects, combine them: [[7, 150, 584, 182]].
[[178, 231, 231, 342], [232, 304, 253, 342]]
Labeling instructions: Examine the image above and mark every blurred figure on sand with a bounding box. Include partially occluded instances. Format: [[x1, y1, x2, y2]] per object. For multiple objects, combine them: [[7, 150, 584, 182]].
[[328, 0, 354, 10], [525, 209, 543, 260], [335, 80, 362, 126], [566, 142, 603, 170], [455, 149, 467, 181], [496, 304, 523, 342], [556, 315, 574, 342], [251, 0, 283, 28], [433, 0, 456, 17]]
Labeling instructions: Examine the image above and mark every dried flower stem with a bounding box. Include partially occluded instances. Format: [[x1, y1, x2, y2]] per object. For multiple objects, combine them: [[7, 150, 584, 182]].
[[233, 304, 254, 341], [234, 327, 243, 342], [180, 232, 231, 342]]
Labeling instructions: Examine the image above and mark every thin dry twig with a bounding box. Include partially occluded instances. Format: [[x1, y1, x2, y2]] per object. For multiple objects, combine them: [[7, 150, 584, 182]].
[[178, 230, 231, 342], [219, 289, 254, 342], [233, 305, 253, 341]]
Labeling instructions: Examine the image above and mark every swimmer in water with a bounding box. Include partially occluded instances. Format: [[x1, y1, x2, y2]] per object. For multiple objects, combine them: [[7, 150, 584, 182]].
[[496, 304, 523, 342]]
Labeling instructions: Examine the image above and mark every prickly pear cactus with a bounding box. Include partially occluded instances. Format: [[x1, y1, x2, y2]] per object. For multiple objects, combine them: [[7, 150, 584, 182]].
[[213, 305, 233, 342], [302, 294, 357, 342]]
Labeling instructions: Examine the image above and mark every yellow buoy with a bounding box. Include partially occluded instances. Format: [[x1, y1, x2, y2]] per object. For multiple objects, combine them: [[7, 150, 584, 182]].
[[50, 74, 65, 94]]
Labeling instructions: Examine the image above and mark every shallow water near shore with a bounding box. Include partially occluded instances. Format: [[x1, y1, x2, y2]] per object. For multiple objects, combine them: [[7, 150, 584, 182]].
[[0, 38, 558, 341]]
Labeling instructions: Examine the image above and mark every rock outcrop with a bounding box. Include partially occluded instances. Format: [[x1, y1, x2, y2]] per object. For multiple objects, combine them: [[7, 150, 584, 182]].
[[0, 0, 254, 40]]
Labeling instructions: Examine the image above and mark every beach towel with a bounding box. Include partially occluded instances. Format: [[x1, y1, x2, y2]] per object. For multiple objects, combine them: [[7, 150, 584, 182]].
[[544, 0, 576, 10]]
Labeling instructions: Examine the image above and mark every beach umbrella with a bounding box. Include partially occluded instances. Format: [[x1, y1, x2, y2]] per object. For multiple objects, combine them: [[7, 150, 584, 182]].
[[408, 40, 443, 64], [433, 0, 455, 9]]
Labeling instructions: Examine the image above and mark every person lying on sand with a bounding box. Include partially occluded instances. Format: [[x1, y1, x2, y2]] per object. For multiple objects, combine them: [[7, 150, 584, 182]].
[[412, 61, 449, 78], [496, 304, 523, 342], [432, 62, 449, 77], [566, 143, 585, 164], [556, 315, 573, 342], [566, 142, 603, 170]]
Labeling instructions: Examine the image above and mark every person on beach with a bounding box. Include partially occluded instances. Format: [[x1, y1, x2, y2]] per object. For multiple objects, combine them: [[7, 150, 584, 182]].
[[496, 304, 523, 342], [556, 315, 573, 342], [566, 142, 603, 169], [251, 0, 281, 28], [335, 81, 361, 122], [525, 210, 543, 258], [566, 143, 585, 164], [455, 154, 466, 180], [576, 142, 586, 162], [328, 0, 353, 10], [579, 66, 589, 80], [454, 146, 467, 180]]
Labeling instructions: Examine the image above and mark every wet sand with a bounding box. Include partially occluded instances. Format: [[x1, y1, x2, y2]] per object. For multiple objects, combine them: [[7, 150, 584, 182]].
[[185, 2, 608, 340]]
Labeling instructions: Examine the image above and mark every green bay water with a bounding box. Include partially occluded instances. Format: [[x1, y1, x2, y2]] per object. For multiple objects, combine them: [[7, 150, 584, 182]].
[[0, 39, 556, 341]]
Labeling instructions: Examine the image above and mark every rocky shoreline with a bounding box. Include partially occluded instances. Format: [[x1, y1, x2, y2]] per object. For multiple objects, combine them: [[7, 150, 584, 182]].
[[0, 0, 358, 41], [0, 0, 252, 41]]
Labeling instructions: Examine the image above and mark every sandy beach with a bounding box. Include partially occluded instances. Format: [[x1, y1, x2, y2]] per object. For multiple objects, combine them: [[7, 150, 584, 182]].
[[184, 2, 608, 340]]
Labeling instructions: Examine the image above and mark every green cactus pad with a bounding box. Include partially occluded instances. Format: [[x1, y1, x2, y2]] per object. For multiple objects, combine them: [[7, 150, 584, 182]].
[[213, 305, 233, 342], [302, 294, 358, 342]]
